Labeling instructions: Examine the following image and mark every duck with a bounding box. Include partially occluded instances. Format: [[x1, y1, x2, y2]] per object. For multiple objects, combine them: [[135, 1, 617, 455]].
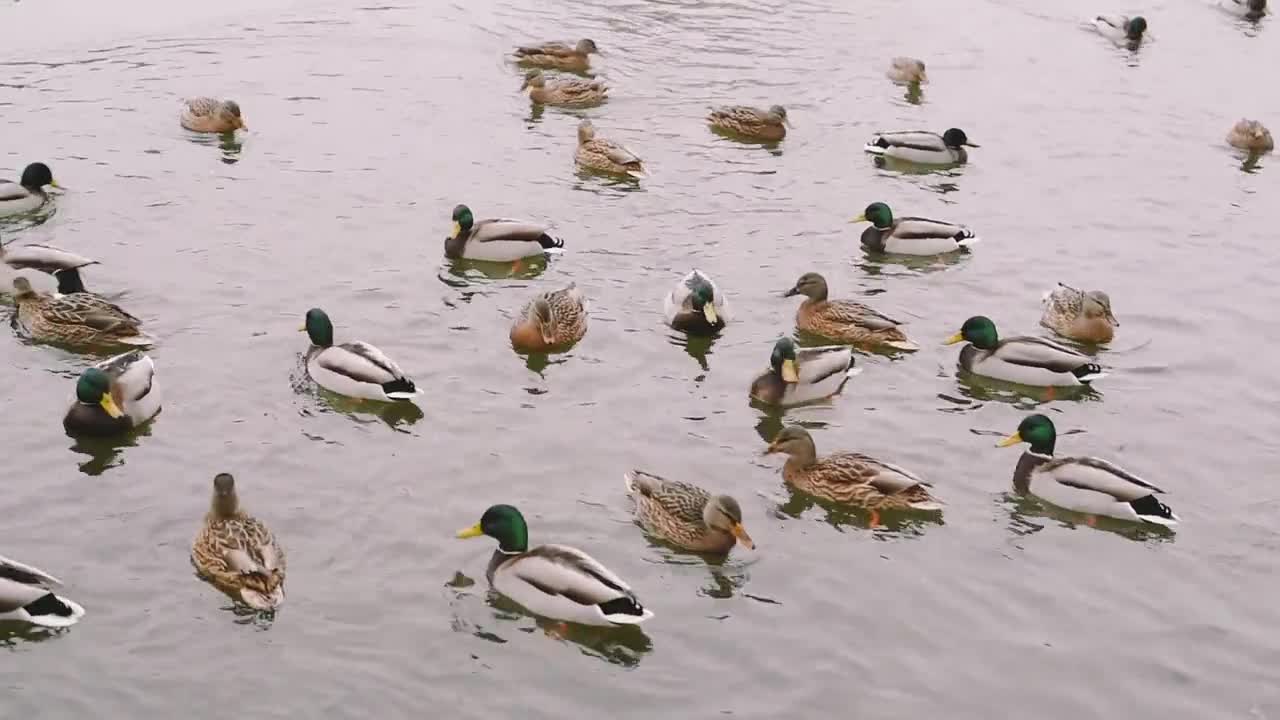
[[1227, 119, 1274, 154], [1092, 15, 1148, 47], [513, 39, 599, 72], [1, 236, 97, 296], [622, 470, 754, 554], [749, 336, 855, 407], [1040, 283, 1118, 344], [191, 473, 287, 610], [0, 554, 86, 628], [997, 414, 1178, 526], [707, 104, 789, 142], [886, 57, 928, 85], [864, 128, 978, 165], [510, 283, 588, 352], [663, 269, 730, 335], [575, 120, 646, 178], [301, 308, 418, 402], [783, 272, 917, 350], [851, 201, 979, 255], [180, 98, 246, 133], [944, 315, 1106, 387], [0, 162, 58, 218], [63, 350, 162, 436], [457, 504, 654, 626], [520, 69, 608, 106], [12, 276, 153, 347], [764, 426, 942, 518], [446, 204, 564, 262], [1222, 0, 1266, 20]]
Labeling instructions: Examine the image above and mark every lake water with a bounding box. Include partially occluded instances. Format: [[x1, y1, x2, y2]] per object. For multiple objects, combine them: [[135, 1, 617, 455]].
[[3, 0, 1279, 717]]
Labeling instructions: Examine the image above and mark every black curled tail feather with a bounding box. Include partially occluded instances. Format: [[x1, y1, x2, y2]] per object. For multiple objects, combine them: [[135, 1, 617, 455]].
[[538, 233, 564, 250], [598, 595, 646, 618], [873, 136, 890, 149], [1130, 495, 1176, 522], [25, 592, 75, 618], [382, 377, 416, 396], [1071, 363, 1104, 380]]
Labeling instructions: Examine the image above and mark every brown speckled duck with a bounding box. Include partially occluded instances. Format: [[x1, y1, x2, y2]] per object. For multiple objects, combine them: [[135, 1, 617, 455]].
[[623, 470, 754, 553], [1040, 283, 1118, 344], [180, 97, 246, 133], [191, 473, 286, 611], [886, 57, 928, 85], [575, 120, 646, 178], [509, 283, 588, 352], [12, 276, 153, 347], [520, 70, 608, 106], [513, 39, 599, 72], [1227, 119, 1274, 154], [784, 272, 917, 350], [707, 104, 788, 141]]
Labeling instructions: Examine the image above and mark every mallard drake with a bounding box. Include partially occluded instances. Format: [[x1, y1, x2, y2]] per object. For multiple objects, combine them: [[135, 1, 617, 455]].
[[301, 308, 418, 402], [864, 128, 978, 165], [513, 39, 599, 71], [1222, 0, 1266, 19], [750, 336, 855, 407], [1092, 15, 1148, 47], [0, 554, 86, 628], [12, 277, 152, 347], [191, 473, 287, 610], [707, 105, 789, 142], [510, 283, 588, 352], [576, 120, 646, 178], [622, 470, 754, 553], [852, 202, 979, 255], [764, 426, 942, 515], [457, 504, 654, 626], [180, 98, 246, 133], [783, 272, 917, 350], [945, 316, 1105, 387], [886, 57, 928, 85], [663, 269, 729, 335], [1227, 119, 1274, 154], [1040, 283, 1118, 344], [1, 237, 97, 296], [520, 69, 608, 106], [997, 414, 1178, 526], [446, 204, 564, 262], [63, 350, 161, 436], [0, 163, 58, 218]]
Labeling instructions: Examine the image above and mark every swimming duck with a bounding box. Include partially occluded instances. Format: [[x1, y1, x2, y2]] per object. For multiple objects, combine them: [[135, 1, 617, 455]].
[[301, 308, 418, 402], [886, 57, 928, 85], [63, 350, 162, 436], [575, 120, 646, 178], [783, 272, 917, 350], [0, 554, 86, 628], [520, 69, 608, 106], [663, 269, 730, 335], [764, 426, 942, 513], [623, 470, 754, 554], [191, 473, 287, 610], [864, 128, 978, 165], [707, 105, 789, 142], [12, 276, 152, 347], [1, 237, 97, 295], [1040, 283, 1118, 344], [510, 283, 588, 352], [750, 336, 855, 407], [1222, 0, 1266, 20], [0, 163, 58, 218], [446, 204, 564, 262], [457, 504, 654, 626], [1092, 15, 1148, 47], [513, 39, 599, 72], [944, 316, 1105, 387], [1227, 119, 1274, 154], [851, 201, 979, 255], [997, 414, 1178, 526], [180, 98, 246, 133]]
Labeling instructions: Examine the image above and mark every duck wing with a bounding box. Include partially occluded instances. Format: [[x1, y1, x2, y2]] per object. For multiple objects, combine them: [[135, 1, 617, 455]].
[[892, 217, 972, 239], [868, 131, 947, 152], [2, 243, 98, 273], [515, 41, 572, 57], [0, 181, 32, 202], [471, 218, 557, 245], [993, 336, 1092, 372], [0, 554, 61, 588], [624, 470, 710, 524], [795, 345, 854, 384], [822, 299, 903, 330], [508, 545, 638, 606], [318, 341, 406, 385], [1038, 456, 1165, 500]]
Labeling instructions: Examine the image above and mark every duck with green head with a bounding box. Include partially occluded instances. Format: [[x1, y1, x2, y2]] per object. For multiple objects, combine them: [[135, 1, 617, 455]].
[[997, 414, 1178, 526], [63, 350, 162, 436], [446, 204, 564, 262], [864, 128, 978, 165], [623, 471, 754, 554], [301, 308, 418, 402], [750, 336, 855, 407], [663, 269, 729, 334], [851, 202, 979, 255], [0, 162, 58, 217], [457, 504, 654, 626], [1092, 15, 1147, 48], [0, 554, 86, 628], [945, 315, 1105, 387], [1, 236, 98, 296]]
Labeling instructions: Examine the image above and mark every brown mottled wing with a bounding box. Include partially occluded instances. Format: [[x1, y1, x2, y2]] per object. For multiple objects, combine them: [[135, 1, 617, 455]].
[[628, 470, 709, 524], [184, 97, 219, 118], [601, 140, 641, 166], [558, 79, 605, 102], [46, 294, 141, 330], [515, 41, 572, 57], [826, 452, 931, 494], [822, 299, 903, 330]]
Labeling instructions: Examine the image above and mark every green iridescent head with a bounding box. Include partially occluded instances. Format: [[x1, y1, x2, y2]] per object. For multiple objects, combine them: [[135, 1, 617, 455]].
[[456, 504, 530, 553]]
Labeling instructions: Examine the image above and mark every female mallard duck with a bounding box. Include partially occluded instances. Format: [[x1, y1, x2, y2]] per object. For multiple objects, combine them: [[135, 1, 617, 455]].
[[622, 470, 754, 553], [997, 414, 1178, 526], [707, 104, 789, 142], [0, 162, 58, 218], [1222, 0, 1266, 20], [63, 350, 162, 436], [0, 554, 86, 628], [1, 237, 97, 296], [513, 39, 599, 71], [192, 473, 287, 610], [945, 315, 1105, 387], [864, 128, 978, 165], [446, 204, 564, 262], [301, 308, 418, 402], [575, 120, 646, 178], [851, 201, 979, 255], [1040, 283, 1118, 344], [886, 57, 928, 85], [457, 504, 654, 626], [764, 426, 942, 516], [1227, 119, 1274, 154], [180, 98, 246, 133], [784, 272, 917, 350], [520, 69, 608, 106], [663, 269, 729, 335], [750, 336, 855, 407], [1092, 15, 1148, 47], [12, 277, 152, 347], [510, 283, 588, 352]]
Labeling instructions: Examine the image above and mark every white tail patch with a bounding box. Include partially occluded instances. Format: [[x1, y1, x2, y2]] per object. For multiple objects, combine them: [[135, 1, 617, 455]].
[[863, 143, 887, 156], [845, 365, 865, 378], [625, 169, 647, 179], [957, 236, 981, 248], [385, 390, 419, 401], [1078, 371, 1108, 383], [909, 500, 944, 512], [118, 333, 156, 347], [604, 608, 654, 625], [886, 339, 919, 352], [622, 471, 638, 494], [1139, 512, 1179, 527]]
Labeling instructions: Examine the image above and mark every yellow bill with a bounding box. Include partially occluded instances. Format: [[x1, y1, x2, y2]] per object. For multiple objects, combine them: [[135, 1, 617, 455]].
[[99, 394, 124, 419], [781, 358, 799, 383], [703, 304, 719, 325], [456, 522, 485, 539], [943, 332, 965, 345], [450, 220, 462, 239], [850, 213, 867, 223], [731, 522, 755, 550], [996, 431, 1022, 448], [49, 179, 61, 189]]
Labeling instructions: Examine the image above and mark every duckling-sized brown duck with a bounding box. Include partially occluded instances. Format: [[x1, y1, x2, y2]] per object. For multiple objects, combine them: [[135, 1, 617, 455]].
[[513, 39, 599, 72], [623, 470, 754, 554], [191, 473, 286, 611], [1227, 119, 1274, 154], [784, 272, 916, 350], [576, 120, 646, 178], [180, 98, 246, 133], [520, 69, 608, 106], [707, 104, 789, 141], [510, 283, 588, 352]]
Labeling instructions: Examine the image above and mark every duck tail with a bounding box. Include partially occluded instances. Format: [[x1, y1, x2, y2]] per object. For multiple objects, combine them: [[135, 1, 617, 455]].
[[598, 595, 653, 625], [863, 137, 889, 155], [885, 339, 919, 352], [1072, 364, 1107, 383], [622, 470, 638, 494], [909, 500, 944, 512], [1131, 495, 1178, 526], [955, 230, 980, 248], [382, 377, 418, 400], [538, 233, 565, 251], [117, 333, 156, 347], [625, 165, 648, 179]]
